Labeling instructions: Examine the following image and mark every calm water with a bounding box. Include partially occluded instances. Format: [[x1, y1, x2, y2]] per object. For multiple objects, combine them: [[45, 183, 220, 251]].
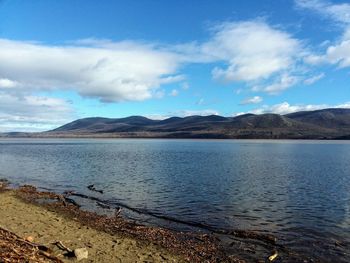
[[0, 138, 350, 262]]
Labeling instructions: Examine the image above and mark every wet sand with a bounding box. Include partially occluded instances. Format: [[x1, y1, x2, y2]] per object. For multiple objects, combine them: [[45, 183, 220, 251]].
[[0, 190, 185, 262]]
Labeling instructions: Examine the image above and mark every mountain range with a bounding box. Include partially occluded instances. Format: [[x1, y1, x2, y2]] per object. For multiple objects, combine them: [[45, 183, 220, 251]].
[[2, 108, 350, 139]]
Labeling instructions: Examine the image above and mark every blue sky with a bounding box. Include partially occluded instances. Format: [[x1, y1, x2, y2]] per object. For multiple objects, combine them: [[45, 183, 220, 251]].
[[0, 0, 349, 131]]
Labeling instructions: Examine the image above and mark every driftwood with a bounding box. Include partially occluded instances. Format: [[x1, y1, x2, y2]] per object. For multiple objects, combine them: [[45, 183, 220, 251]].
[[87, 184, 103, 194], [57, 194, 67, 206], [114, 207, 122, 217], [96, 201, 111, 209], [59, 195, 81, 207], [62, 191, 81, 207], [51, 240, 73, 253], [0, 226, 62, 262]]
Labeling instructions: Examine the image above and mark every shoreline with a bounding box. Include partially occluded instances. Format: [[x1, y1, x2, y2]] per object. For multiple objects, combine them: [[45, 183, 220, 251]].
[[1, 137, 350, 145], [0, 182, 230, 262], [0, 180, 321, 263]]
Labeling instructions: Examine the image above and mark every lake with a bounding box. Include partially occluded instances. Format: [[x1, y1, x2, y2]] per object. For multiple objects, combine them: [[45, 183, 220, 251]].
[[0, 138, 349, 262]]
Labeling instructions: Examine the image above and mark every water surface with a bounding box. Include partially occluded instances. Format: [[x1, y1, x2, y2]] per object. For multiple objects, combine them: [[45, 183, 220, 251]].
[[0, 138, 349, 261]]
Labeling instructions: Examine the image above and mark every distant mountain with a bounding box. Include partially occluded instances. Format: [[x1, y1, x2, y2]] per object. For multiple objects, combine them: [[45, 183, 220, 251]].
[[286, 108, 350, 128], [52, 116, 157, 133], [2, 108, 350, 139]]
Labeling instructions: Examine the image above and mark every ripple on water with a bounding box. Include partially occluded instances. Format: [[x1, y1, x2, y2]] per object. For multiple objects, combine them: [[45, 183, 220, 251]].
[[0, 138, 350, 262]]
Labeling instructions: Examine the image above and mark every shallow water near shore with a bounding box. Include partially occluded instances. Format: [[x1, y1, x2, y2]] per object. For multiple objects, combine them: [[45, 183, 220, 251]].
[[1, 138, 350, 262]]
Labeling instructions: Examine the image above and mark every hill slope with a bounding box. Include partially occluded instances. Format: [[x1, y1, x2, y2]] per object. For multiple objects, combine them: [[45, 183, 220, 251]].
[[33, 108, 350, 139], [2, 108, 350, 139]]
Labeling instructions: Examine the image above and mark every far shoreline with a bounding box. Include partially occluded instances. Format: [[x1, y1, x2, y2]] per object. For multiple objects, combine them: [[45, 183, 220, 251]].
[[1, 136, 350, 144]]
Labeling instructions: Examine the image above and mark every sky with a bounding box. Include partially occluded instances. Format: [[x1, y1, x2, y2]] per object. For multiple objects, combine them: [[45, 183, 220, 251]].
[[0, 0, 350, 132]]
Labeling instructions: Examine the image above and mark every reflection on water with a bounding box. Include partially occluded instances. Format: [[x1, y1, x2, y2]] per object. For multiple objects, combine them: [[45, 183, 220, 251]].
[[0, 138, 350, 261]]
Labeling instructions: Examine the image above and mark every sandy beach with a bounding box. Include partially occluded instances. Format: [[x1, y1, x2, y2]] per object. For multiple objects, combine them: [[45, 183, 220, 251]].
[[0, 190, 187, 262]]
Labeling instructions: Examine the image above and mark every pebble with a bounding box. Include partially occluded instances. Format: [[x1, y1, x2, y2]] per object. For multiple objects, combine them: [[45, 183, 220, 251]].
[[74, 247, 89, 261], [25, 236, 34, 242]]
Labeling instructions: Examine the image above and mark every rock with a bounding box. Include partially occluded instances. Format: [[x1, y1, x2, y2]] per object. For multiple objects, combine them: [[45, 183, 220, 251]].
[[25, 236, 34, 242], [74, 247, 88, 261]]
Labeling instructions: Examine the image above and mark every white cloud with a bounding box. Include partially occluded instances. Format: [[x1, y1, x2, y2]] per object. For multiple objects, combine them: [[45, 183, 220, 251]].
[[261, 74, 300, 94], [181, 82, 189, 90], [237, 101, 350, 115], [250, 102, 327, 114], [203, 21, 302, 87], [306, 28, 350, 69], [144, 114, 169, 120], [0, 20, 311, 106], [169, 20, 307, 95], [295, 0, 350, 24], [169, 89, 179, 96], [240, 96, 263, 105], [159, 75, 186, 85], [171, 20, 309, 94], [304, 54, 327, 65], [326, 37, 350, 67], [303, 73, 325, 85], [0, 93, 74, 132], [0, 39, 183, 103], [0, 78, 18, 88], [336, 102, 350, 108], [296, 0, 350, 69]]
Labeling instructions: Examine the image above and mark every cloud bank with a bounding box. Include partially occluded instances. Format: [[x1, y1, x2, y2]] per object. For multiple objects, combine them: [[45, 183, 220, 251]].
[[0, 93, 73, 132], [238, 101, 350, 115], [205, 21, 303, 92], [297, 0, 350, 69], [0, 20, 310, 101], [0, 39, 183, 131], [0, 12, 347, 131], [0, 39, 183, 102]]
